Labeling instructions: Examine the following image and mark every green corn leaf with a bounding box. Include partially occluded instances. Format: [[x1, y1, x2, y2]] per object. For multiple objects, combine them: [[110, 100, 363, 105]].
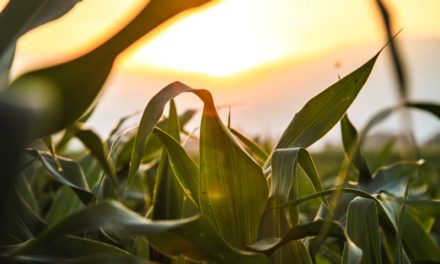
[[151, 99, 185, 222], [152, 127, 199, 206], [378, 195, 440, 262], [74, 127, 118, 190], [346, 197, 382, 264], [1, 174, 47, 244], [258, 148, 328, 263], [258, 148, 311, 263], [230, 127, 269, 165], [8, 235, 146, 264], [198, 89, 268, 249], [128, 82, 268, 249], [401, 210, 440, 261], [7, 0, 211, 137], [272, 53, 380, 153], [340, 115, 371, 183], [11, 201, 268, 263], [406, 102, 440, 119], [359, 102, 440, 147], [406, 200, 440, 217], [358, 161, 423, 197], [44, 186, 83, 226], [148, 215, 269, 264], [250, 219, 362, 264], [25, 149, 94, 204], [127, 82, 193, 191]]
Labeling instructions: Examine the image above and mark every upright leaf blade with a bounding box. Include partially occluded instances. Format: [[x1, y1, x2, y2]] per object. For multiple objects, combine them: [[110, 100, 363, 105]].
[[198, 89, 268, 249], [151, 99, 185, 221], [346, 197, 382, 264], [152, 127, 199, 206], [341, 115, 371, 182], [273, 54, 379, 151]]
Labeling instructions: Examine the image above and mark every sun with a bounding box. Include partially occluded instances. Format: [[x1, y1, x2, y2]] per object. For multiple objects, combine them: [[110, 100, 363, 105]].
[[123, 0, 297, 77]]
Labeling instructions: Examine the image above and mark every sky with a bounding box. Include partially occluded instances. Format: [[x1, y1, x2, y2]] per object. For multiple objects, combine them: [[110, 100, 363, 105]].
[[5, 0, 440, 147]]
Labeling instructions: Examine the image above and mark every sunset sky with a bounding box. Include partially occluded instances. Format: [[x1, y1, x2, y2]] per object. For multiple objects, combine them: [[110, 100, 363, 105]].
[[5, 0, 440, 146], [11, 0, 440, 77]]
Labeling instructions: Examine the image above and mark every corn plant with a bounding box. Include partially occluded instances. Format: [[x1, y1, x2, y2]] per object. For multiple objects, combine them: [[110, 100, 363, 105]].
[[0, 1, 439, 263]]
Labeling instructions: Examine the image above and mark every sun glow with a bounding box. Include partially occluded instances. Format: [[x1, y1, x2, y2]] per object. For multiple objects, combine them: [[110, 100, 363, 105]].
[[125, 0, 297, 77], [10, 0, 440, 79]]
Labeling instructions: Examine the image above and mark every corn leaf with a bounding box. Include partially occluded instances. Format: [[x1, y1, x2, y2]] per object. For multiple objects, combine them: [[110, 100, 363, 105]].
[[258, 148, 329, 263], [127, 82, 193, 190], [273, 53, 379, 152], [378, 195, 440, 262], [346, 197, 382, 264], [44, 186, 83, 228], [149, 215, 269, 264], [9, 235, 146, 263], [341, 115, 371, 182], [74, 127, 118, 190], [250, 219, 362, 264], [198, 89, 268, 249], [128, 82, 268, 249], [258, 148, 311, 263], [1, 175, 47, 244], [11, 201, 268, 263], [25, 149, 94, 204], [230, 127, 269, 165], [406, 102, 440, 119], [152, 127, 199, 206], [358, 161, 422, 197], [151, 99, 184, 221]]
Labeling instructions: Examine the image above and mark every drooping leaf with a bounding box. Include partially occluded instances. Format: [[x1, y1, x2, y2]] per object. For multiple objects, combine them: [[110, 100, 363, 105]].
[[25, 149, 94, 204], [346, 197, 382, 264], [149, 215, 269, 264], [340, 115, 371, 182], [406, 102, 440, 120], [127, 82, 192, 191], [272, 53, 380, 154], [8, 235, 147, 264], [7, 0, 212, 137], [358, 161, 423, 197], [359, 102, 440, 147], [11, 201, 268, 264], [250, 219, 362, 264], [128, 82, 268, 249]]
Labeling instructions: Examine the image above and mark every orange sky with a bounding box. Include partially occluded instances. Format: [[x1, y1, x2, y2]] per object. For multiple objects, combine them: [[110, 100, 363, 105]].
[[10, 0, 440, 78]]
